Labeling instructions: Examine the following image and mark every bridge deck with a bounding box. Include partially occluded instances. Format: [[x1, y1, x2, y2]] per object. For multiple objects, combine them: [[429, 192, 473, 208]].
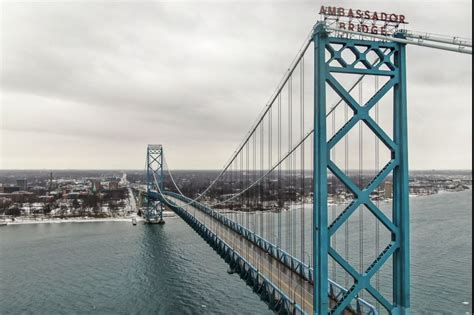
[[168, 196, 315, 313]]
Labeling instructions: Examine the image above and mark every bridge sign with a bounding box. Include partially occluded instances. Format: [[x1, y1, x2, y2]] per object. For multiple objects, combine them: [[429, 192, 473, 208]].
[[319, 6, 408, 35]]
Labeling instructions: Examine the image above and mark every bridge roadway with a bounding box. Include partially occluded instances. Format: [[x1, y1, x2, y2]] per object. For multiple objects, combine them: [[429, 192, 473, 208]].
[[167, 196, 316, 313]]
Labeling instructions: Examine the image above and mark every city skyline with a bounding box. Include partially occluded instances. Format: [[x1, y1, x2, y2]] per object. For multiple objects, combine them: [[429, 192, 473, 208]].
[[1, 0, 472, 170]]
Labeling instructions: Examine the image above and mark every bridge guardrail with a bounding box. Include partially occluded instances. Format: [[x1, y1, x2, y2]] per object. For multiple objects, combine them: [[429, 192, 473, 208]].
[[161, 192, 306, 315], [160, 191, 377, 315]]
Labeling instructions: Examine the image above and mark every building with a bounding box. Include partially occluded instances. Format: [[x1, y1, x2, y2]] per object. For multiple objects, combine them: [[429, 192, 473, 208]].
[[17, 179, 28, 191], [385, 181, 393, 199], [39, 196, 54, 203], [410, 183, 436, 195], [0, 196, 12, 207], [108, 180, 120, 191], [4, 186, 20, 194], [91, 181, 103, 193], [67, 192, 80, 200], [3, 191, 35, 202]]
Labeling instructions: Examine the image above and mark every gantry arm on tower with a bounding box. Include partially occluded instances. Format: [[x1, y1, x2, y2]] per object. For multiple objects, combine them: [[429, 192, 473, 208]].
[[325, 27, 473, 55]]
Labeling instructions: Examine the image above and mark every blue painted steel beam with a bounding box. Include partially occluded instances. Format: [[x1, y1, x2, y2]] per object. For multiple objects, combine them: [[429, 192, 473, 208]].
[[392, 33, 411, 314], [311, 22, 410, 314], [313, 23, 330, 315]]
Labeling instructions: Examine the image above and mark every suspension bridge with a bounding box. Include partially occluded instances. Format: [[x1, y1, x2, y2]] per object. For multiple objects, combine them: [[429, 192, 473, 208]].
[[137, 13, 471, 315]]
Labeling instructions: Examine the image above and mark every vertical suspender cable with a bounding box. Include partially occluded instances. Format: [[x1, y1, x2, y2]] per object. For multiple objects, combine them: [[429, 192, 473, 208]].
[[300, 56, 305, 303], [359, 79, 364, 297], [375, 76, 381, 312], [288, 70, 295, 301], [268, 106, 273, 279], [252, 130, 257, 265], [300, 57, 305, 265], [331, 96, 337, 282], [240, 150, 244, 249], [246, 141, 250, 260], [287, 77, 291, 254], [248, 141, 251, 230], [278, 93, 282, 287], [310, 130, 314, 271], [253, 131, 257, 212], [230, 158, 233, 212], [344, 89, 350, 288], [289, 74, 294, 257], [293, 92, 297, 259], [260, 121, 264, 271], [278, 93, 282, 247]]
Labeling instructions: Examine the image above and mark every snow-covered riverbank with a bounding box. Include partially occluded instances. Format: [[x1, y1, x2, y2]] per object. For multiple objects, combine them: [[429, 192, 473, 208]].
[[1, 211, 176, 226], [2, 216, 139, 226]]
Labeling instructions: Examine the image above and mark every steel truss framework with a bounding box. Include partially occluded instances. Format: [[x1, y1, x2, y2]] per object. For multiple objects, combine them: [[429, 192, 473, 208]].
[[313, 24, 410, 314], [161, 191, 377, 314], [158, 193, 305, 315], [146, 144, 165, 223]]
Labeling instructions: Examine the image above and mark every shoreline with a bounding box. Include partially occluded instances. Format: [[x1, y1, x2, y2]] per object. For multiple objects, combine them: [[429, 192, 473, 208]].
[[2, 189, 470, 226], [3, 217, 138, 226], [1, 211, 176, 226]]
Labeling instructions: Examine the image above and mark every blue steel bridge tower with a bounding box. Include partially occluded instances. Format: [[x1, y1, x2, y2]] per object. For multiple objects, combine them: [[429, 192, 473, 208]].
[[312, 23, 410, 314], [146, 144, 165, 224]]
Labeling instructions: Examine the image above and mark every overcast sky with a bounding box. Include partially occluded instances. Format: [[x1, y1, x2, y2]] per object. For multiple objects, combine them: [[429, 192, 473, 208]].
[[0, 0, 472, 170]]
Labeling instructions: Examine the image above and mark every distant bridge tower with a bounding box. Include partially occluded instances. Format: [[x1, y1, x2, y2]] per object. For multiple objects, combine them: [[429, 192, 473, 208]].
[[313, 23, 410, 314], [146, 144, 165, 224]]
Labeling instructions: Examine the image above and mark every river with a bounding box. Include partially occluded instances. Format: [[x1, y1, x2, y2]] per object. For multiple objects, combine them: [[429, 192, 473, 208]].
[[0, 190, 471, 314]]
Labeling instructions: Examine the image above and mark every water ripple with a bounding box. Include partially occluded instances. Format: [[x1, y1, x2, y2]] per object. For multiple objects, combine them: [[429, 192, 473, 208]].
[[0, 191, 471, 314]]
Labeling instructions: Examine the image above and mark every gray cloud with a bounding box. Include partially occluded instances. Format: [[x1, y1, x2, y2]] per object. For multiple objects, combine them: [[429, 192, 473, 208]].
[[0, 0, 472, 170]]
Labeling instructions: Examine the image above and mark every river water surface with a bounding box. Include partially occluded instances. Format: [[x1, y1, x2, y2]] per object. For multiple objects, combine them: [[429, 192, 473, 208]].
[[0, 190, 471, 314]]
